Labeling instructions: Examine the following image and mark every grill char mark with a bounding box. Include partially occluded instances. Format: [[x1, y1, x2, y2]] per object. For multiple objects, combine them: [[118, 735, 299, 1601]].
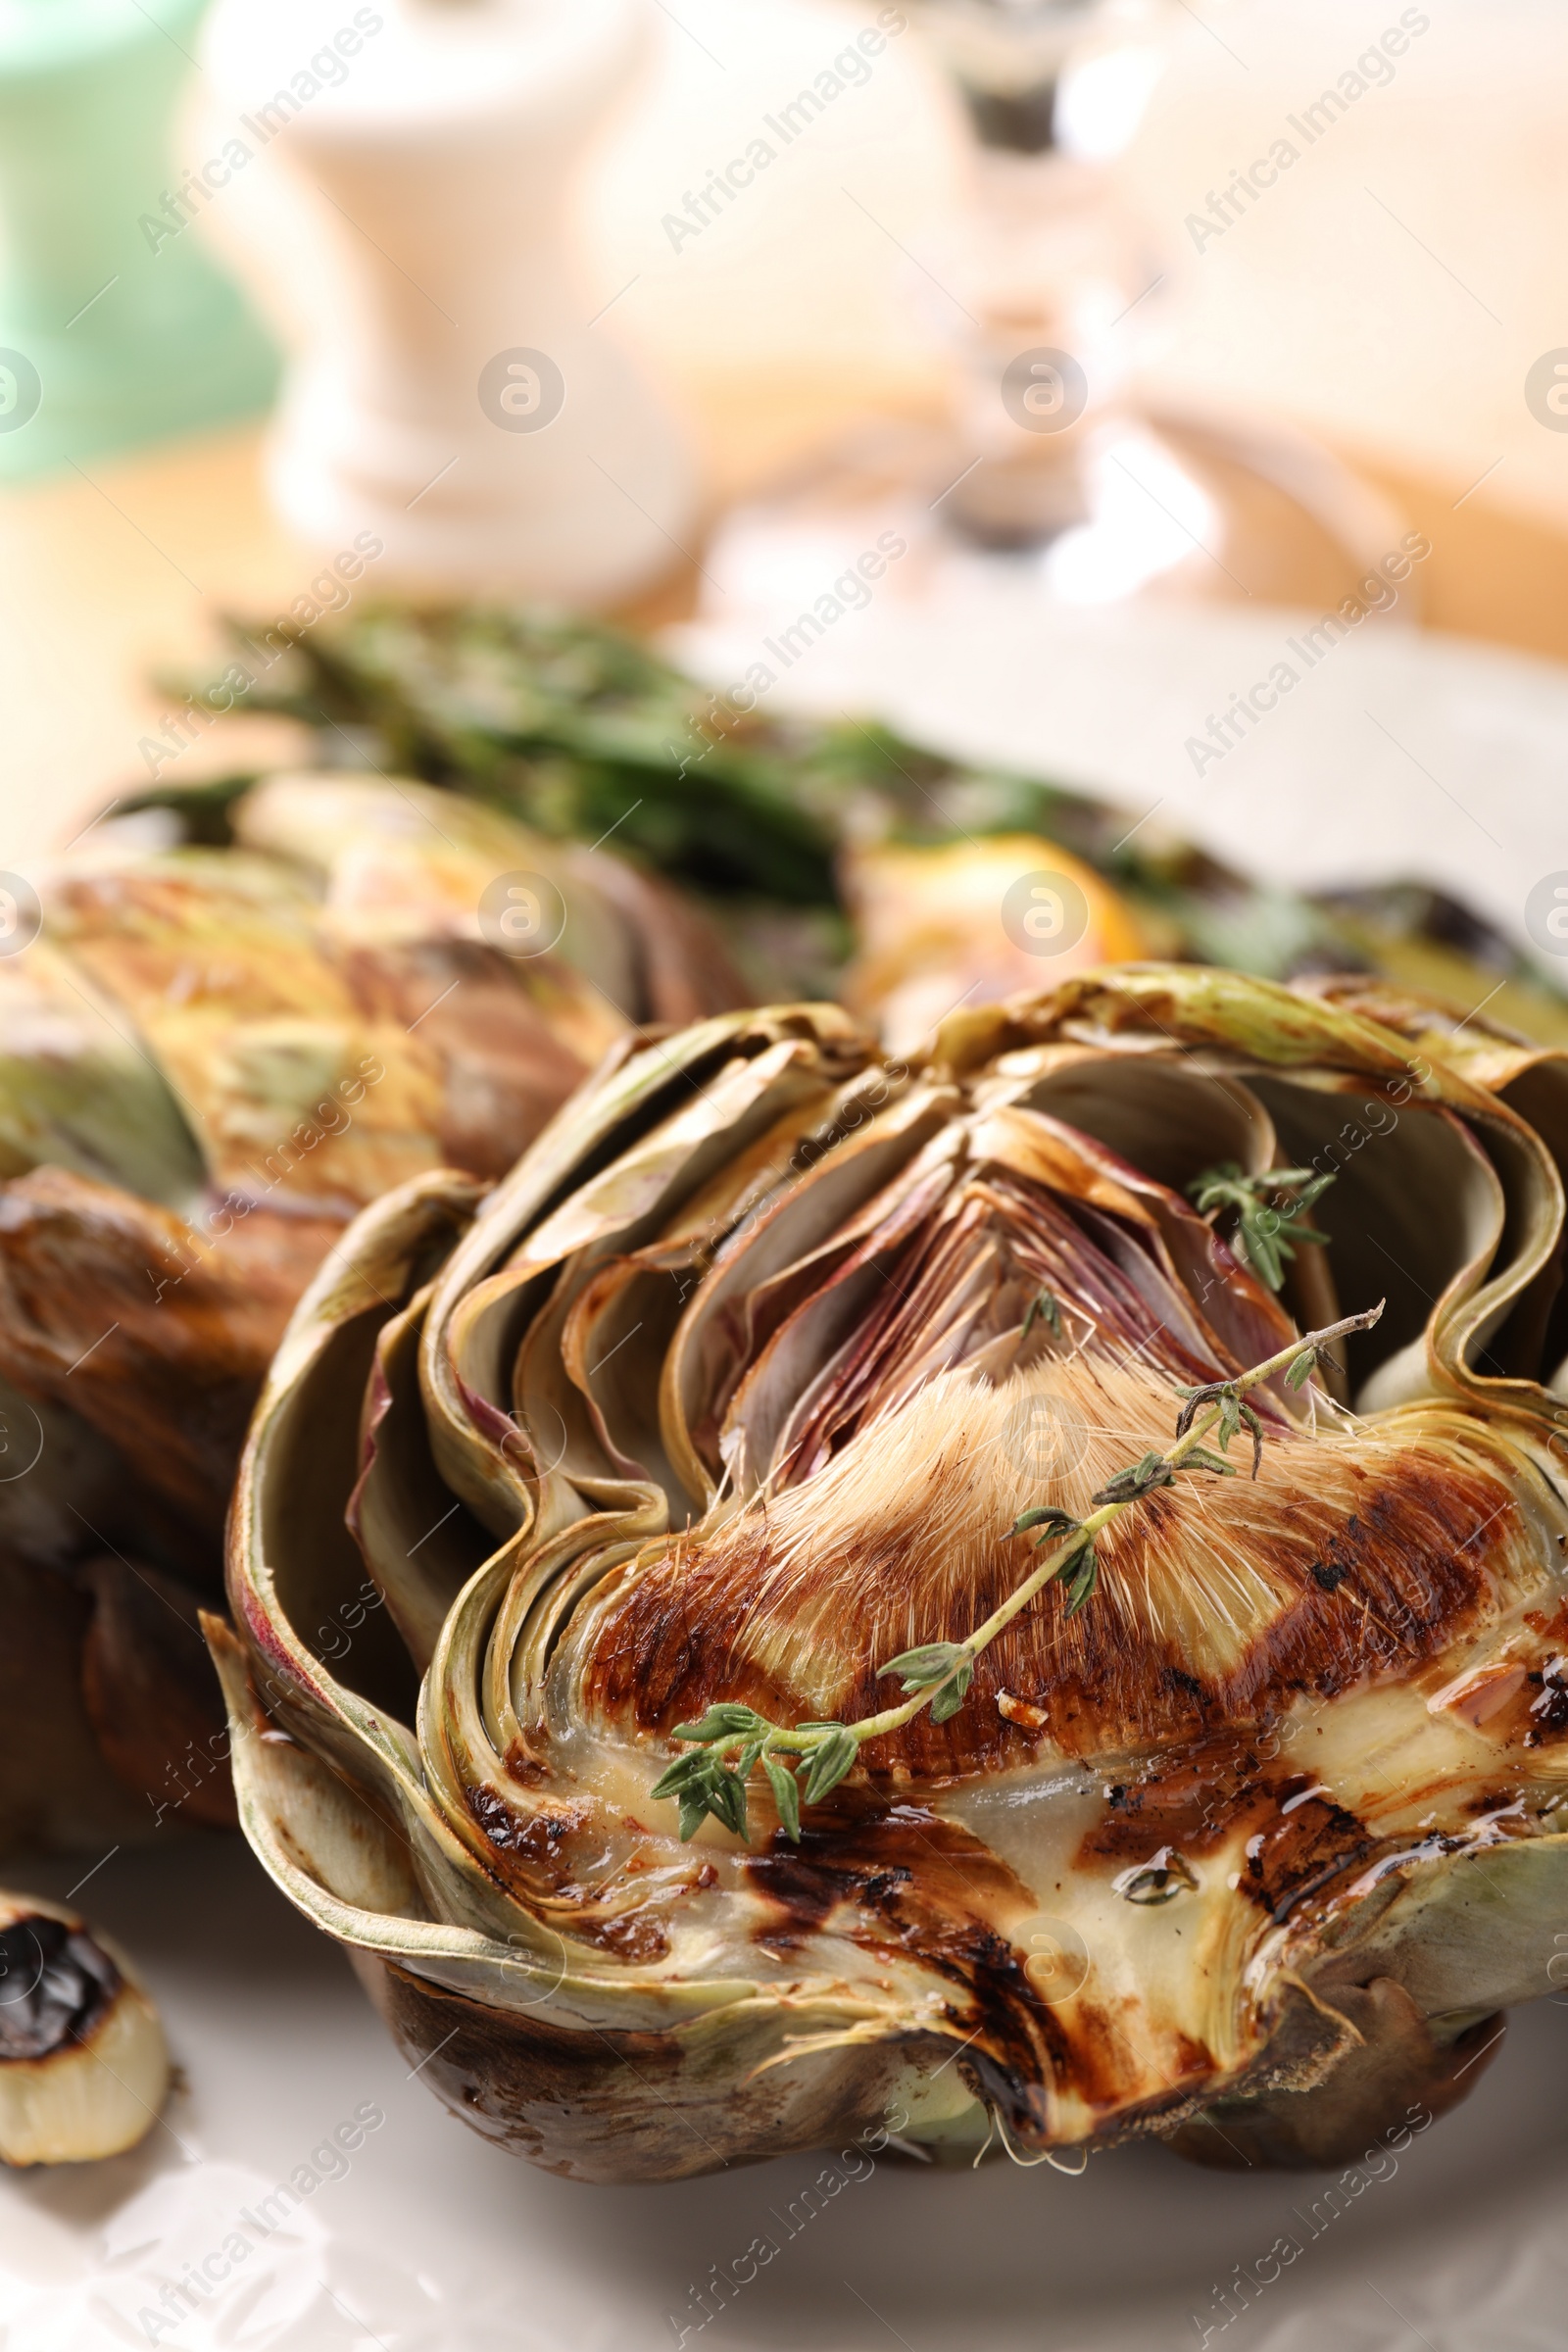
[[742, 1804, 1152, 2140]]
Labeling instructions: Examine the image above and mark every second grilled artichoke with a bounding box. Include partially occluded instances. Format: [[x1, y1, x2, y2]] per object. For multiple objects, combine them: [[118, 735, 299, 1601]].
[[0, 774, 745, 1851]]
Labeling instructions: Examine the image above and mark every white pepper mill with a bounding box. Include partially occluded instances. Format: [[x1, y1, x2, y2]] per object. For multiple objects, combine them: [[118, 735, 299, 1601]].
[[198, 0, 697, 603]]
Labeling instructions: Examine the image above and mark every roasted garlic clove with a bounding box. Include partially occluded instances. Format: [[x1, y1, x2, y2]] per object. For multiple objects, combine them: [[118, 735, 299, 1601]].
[[0, 1892, 169, 2166]]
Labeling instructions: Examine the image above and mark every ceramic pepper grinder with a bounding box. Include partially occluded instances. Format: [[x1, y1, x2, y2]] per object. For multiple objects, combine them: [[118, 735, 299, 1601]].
[[199, 0, 698, 604], [0, 0, 276, 480]]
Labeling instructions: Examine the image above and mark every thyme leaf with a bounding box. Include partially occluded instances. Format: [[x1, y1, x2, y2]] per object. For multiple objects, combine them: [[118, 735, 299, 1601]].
[[1239, 1401, 1266, 1477], [673, 1703, 767, 1741], [1181, 1446, 1239, 1478], [763, 1753, 801, 1841], [1091, 1451, 1174, 1508], [1062, 1543, 1100, 1616], [801, 1728, 859, 1804], [649, 1750, 713, 1800], [1011, 1505, 1084, 1546], [1187, 1161, 1336, 1292], [1022, 1287, 1062, 1341], [929, 1662, 975, 1723], [880, 1642, 970, 1691]]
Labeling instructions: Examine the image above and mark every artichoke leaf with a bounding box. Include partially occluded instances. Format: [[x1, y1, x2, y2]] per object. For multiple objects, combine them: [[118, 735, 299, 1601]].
[[719, 1126, 969, 1496], [0, 1166, 349, 1545], [346, 1284, 494, 1675], [964, 968, 1568, 1431], [0, 941, 206, 1211], [936, 965, 1455, 1086], [421, 1010, 874, 1541], [234, 771, 644, 1022], [502, 1033, 857, 1520], [237, 1169, 487, 1742], [968, 1101, 1298, 1392], [996, 1052, 1278, 1199], [1300, 968, 1568, 1099], [505, 1034, 849, 1281], [1315, 1829, 1568, 2022], [0, 1546, 156, 1856], [731, 1114, 1277, 1502], [227, 1169, 535, 1938], [1245, 1083, 1507, 1412], [557, 1252, 709, 1516], [209, 1617, 570, 1984], [204, 1619, 424, 1921], [0, 772, 763, 1864], [981, 1056, 1306, 1387], [663, 1077, 959, 1503], [329, 933, 619, 1182], [44, 846, 447, 1210], [1247, 1069, 1562, 1415]]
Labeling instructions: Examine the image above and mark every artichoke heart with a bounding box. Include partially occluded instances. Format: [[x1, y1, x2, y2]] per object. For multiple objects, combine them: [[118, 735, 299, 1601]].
[[217, 966, 1568, 2181]]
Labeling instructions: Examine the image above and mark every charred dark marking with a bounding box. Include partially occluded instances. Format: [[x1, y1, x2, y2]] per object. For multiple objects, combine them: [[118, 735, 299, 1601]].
[[1238, 1779, 1375, 1926], [739, 1802, 1179, 2142], [583, 1908, 670, 1964], [1163, 1666, 1207, 1702], [1523, 1684, 1568, 1740], [1077, 1735, 1280, 1866], [463, 1783, 694, 1949], [746, 1809, 1065, 2111], [1526, 1666, 1568, 1743], [1076, 1750, 1381, 1930], [0, 1917, 120, 2061], [466, 1784, 577, 1878], [1463, 1787, 1522, 1820], [1208, 1460, 1505, 1727]]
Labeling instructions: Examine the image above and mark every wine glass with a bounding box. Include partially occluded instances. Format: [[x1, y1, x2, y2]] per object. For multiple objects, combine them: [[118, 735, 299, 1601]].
[[699, 0, 1409, 629]]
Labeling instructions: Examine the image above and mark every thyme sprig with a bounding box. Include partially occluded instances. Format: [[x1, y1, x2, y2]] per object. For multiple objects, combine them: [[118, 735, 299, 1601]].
[[649, 1304, 1384, 1846], [1187, 1161, 1336, 1292]]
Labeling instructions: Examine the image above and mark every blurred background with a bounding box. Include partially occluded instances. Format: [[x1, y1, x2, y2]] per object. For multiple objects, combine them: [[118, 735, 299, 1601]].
[[4, 0, 1567, 896]]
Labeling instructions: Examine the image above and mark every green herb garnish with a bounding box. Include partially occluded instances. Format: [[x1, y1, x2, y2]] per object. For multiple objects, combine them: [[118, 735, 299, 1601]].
[[1187, 1162, 1336, 1292]]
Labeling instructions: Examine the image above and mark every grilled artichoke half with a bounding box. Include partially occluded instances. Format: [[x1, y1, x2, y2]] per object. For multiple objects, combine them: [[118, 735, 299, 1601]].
[[216, 966, 1568, 2181]]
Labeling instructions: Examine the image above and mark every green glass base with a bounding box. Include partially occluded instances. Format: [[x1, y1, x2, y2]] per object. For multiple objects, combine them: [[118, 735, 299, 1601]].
[[0, 0, 279, 481], [0, 273, 278, 481]]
